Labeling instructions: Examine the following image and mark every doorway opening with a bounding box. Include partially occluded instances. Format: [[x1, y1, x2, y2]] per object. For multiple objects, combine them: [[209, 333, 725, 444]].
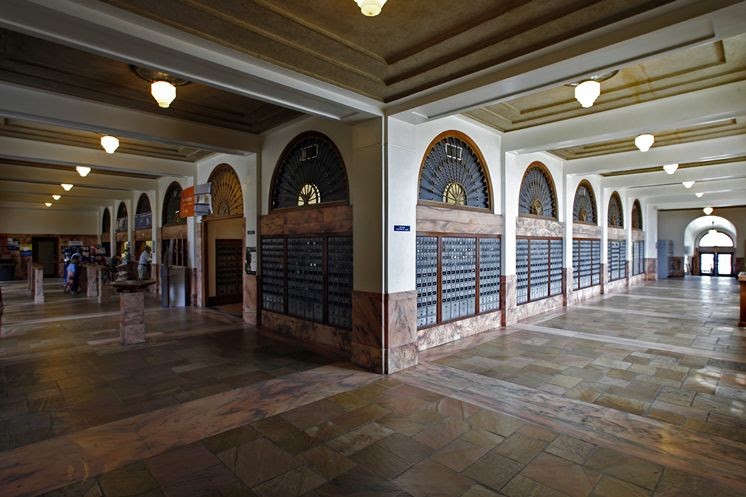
[[32, 237, 58, 277], [695, 229, 734, 277]]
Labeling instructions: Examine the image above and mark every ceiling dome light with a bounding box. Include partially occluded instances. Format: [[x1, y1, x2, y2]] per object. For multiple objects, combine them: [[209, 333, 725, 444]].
[[695, 192, 703, 198], [703, 207, 713, 215], [151, 81, 176, 108], [52, 194, 61, 200], [44, 202, 52, 207], [662, 163, 678, 174], [76, 165, 91, 177], [61, 183, 74, 191], [100, 135, 119, 154], [574, 80, 601, 108], [635, 134, 654, 152], [355, 0, 387, 16], [682, 181, 695, 189]]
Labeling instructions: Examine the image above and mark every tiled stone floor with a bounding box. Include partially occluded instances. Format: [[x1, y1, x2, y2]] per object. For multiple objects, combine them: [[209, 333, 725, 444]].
[[1, 276, 745, 497]]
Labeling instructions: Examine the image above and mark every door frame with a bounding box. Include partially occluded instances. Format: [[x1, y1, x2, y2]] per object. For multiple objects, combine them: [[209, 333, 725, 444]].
[[31, 236, 58, 277], [201, 215, 245, 308], [697, 247, 735, 276]]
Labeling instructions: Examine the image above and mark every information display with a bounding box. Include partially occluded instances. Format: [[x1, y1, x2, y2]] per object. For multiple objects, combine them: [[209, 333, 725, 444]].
[[517, 237, 562, 304], [416, 236, 438, 328], [441, 237, 477, 321], [572, 239, 601, 290], [608, 240, 627, 282], [479, 238, 501, 312]]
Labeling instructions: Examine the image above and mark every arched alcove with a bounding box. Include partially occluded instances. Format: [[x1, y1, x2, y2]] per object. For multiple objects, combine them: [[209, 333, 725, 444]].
[[683, 215, 737, 255], [135, 193, 152, 229], [116, 202, 128, 232], [631, 199, 642, 230], [418, 131, 491, 209], [102, 208, 110, 234], [270, 132, 348, 211], [607, 192, 623, 228], [573, 180, 597, 224], [162, 182, 186, 226], [519, 162, 557, 219], [208, 164, 244, 218]]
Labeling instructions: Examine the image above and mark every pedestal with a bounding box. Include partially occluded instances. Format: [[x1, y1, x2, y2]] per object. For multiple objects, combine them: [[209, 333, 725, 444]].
[[738, 273, 746, 328], [87, 266, 100, 298], [120, 291, 145, 345], [34, 267, 44, 304]]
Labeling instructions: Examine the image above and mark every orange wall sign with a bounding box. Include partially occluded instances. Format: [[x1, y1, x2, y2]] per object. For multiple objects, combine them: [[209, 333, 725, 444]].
[[180, 186, 195, 217]]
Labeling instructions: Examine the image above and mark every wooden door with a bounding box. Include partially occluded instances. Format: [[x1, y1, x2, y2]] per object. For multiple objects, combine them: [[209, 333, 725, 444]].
[[212, 239, 243, 305]]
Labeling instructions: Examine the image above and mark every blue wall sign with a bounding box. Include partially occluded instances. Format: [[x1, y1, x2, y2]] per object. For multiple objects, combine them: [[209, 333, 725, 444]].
[[394, 225, 411, 232]]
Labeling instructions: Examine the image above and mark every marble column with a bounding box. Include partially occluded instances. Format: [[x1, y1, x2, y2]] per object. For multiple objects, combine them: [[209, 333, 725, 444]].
[[34, 267, 44, 304], [738, 273, 746, 328], [86, 266, 99, 298], [600, 263, 607, 294], [120, 291, 146, 345], [644, 258, 657, 281], [243, 273, 258, 325], [500, 275, 517, 326], [563, 268, 573, 307]]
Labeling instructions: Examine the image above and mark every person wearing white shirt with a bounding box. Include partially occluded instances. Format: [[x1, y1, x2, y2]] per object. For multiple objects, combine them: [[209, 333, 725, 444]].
[[138, 245, 152, 280]]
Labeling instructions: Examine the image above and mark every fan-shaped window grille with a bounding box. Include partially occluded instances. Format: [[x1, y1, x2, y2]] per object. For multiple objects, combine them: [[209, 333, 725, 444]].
[[631, 199, 642, 230], [163, 182, 186, 226], [102, 208, 110, 234], [608, 192, 624, 228], [519, 163, 557, 218], [136, 193, 151, 215], [573, 181, 597, 224], [209, 164, 243, 217], [418, 133, 490, 209], [271, 132, 348, 210]]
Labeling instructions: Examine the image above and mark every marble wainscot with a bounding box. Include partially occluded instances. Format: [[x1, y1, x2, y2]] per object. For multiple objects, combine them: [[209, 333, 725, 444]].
[[112, 280, 156, 345], [243, 273, 257, 325], [417, 204, 505, 348], [86, 265, 100, 298], [738, 272, 746, 328], [33, 265, 44, 304], [644, 258, 658, 280], [569, 222, 603, 305], [501, 274, 517, 326]]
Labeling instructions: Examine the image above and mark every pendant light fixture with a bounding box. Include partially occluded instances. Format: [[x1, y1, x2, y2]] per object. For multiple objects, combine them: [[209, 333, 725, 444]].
[[52, 194, 61, 200], [131, 66, 190, 109], [635, 134, 654, 152], [703, 207, 713, 215], [662, 163, 678, 174], [44, 202, 52, 207], [101, 135, 119, 154], [695, 192, 703, 198], [355, 0, 387, 16], [61, 183, 74, 191], [682, 181, 695, 189], [76, 165, 91, 177], [568, 71, 618, 108]]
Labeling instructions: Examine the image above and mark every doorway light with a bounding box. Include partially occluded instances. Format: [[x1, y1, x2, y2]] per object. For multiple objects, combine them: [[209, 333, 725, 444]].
[[61, 183, 74, 191], [76, 166, 91, 177], [682, 181, 695, 189], [635, 134, 654, 152], [703, 207, 713, 215], [355, 0, 387, 16], [52, 194, 61, 200], [662, 163, 678, 174]]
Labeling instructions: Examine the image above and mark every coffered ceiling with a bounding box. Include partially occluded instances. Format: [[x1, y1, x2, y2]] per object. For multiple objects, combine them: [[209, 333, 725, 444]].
[[99, 0, 676, 101]]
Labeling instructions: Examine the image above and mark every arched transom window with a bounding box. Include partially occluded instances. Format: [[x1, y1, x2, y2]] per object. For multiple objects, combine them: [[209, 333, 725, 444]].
[[162, 182, 186, 226], [136, 193, 151, 215], [631, 199, 643, 230], [102, 208, 110, 234], [271, 132, 348, 210], [117, 202, 127, 220], [519, 162, 557, 219], [608, 192, 623, 228], [418, 132, 490, 209], [209, 164, 244, 217], [699, 230, 733, 247], [573, 180, 597, 224]]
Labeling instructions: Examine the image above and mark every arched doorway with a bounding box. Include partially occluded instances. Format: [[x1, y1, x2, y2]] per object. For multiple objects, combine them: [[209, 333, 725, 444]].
[[115, 202, 128, 260], [101, 208, 111, 256], [203, 164, 244, 310], [697, 229, 735, 276]]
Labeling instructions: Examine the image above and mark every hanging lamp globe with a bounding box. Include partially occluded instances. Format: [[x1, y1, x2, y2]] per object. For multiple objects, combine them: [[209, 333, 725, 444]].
[[682, 181, 695, 189], [76, 165, 91, 177], [662, 163, 678, 174], [635, 134, 654, 152], [355, 0, 387, 16], [100, 135, 119, 154], [52, 194, 61, 200], [61, 183, 74, 191], [574, 80, 601, 108], [151, 81, 176, 108], [703, 207, 713, 215], [44, 202, 52, 207], [695, 192, 704, 198]]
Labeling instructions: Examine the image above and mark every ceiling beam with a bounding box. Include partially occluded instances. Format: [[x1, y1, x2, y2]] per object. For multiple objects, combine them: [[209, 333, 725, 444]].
[[650, 192, 746, 209], [0, 0, 381, 122], [0, 191, 114, 206], [0, 163, 157, 191], [630, 177, 746, 198], [0, 180, 128, 200], [601, 160, 746, 188], [564, 135, 746, 175], [0, 82, 262, 155], [0, 135, 194, 178], [502, 81, 746, 153]]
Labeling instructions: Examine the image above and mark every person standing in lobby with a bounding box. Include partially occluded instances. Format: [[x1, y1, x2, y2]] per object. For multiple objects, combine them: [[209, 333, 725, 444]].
[[137, 245, 151, 280]]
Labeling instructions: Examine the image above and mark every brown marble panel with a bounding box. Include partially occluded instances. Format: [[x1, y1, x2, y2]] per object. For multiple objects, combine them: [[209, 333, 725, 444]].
[[671, 257, 685, 277], [563, 268, 572, 307], [260, 205, 352, 235], [513, 294, 564, 322], [572, 223, 602, 238], [243, 273, 258, 325], [120, 291, 146, 345], [101, 232, 110, 243], [418, 312, 501, 351], [600, 263, 607, 294], [134, 229, 152, 241], [608, 227, 626, 241], [385, 290, 417, 348], [605, 278, 628, 294], [386, 342, 418, 374], [738, 273, 746, 328], [632, 230, 645, 242], [516, 216, 564, 238], [262, 311, 351, 353], [644, 258, 657, 281], [33, 267, 44, 304], [352, 290, 384, 349], [571, 284, 601, 305], [629, 274, 645, 288], [161, 224, 187, 240], [416, 204, 502, 234], [501, 275, 517, 326]]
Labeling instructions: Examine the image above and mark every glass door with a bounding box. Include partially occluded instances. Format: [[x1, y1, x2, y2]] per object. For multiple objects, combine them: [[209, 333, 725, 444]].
[[717, 253, 732, 275], [700, 253, 714, 275]]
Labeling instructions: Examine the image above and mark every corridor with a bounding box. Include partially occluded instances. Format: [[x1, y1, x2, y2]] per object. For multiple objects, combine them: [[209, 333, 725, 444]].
[[0, 277, 743, 497]]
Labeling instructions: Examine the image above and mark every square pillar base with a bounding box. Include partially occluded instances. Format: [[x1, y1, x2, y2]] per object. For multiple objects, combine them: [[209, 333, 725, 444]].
[[120, 291, 146, 345]]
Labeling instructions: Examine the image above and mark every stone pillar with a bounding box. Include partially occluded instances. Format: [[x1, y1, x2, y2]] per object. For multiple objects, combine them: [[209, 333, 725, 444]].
[[644, 258, 657, 281], [501, 275, 517, 326], [243, 273, 258, 325], [738, 273, 746, 328], [86, 266, 99, 298], [34, 267, 44, 304], [600, 263, 607, 294], [120, 291, 146, 345], [563, 268, 573, 306]]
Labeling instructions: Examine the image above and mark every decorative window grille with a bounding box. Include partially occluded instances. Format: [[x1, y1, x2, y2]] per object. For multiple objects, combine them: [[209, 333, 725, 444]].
[[419, 134, 490, 209], [573, 181, 597, 224], [608, 240, 627, 281], [572, 239, 601, 290], [608, 192, 624, 228], [519, 164, 557, 218], [516, 237, 563, 304], [631, 200, 643, 230], [163, 182, 186, 226], [415, 235, 501, 328]]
